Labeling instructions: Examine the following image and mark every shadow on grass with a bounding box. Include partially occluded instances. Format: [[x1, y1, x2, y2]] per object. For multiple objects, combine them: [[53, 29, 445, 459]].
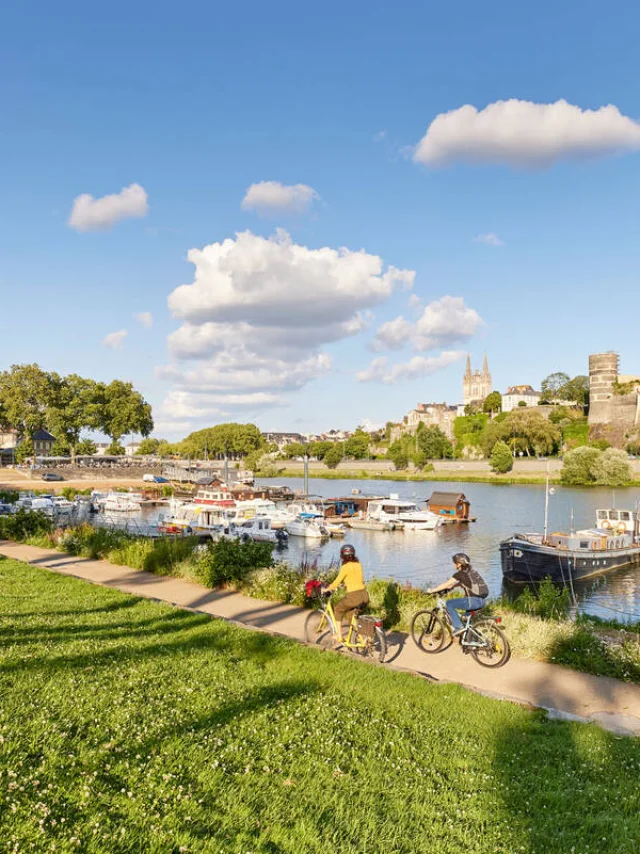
[[493, 668, 640, 853]]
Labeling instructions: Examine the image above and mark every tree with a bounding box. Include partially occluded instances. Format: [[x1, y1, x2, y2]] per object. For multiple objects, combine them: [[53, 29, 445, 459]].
[[178, 423, 263, 459], [540, 372, 571, 403], [490, 440, 513, 473], [560, 447, 601, 485], [76, 439, 97, 456], [591, 449, 632, 486], [415, 424, 453, 460], [106, 440, 125, 456], [561, 375, 590, 409], [517, 400, 527, 407], [343, 430, 370, 460], [46, 375, 103, 455], [14, 439, 34, 464], [0, 364, 55, 439], [324, 443, 344, 469], [100, 380, 153, 441], [50, 436, 71, 456], [308, 440, 332, 461], [283, 442, 307, 459], [387, 442, 409, 471], [483, 391, 502, 415], [136, 438, 161, 455]]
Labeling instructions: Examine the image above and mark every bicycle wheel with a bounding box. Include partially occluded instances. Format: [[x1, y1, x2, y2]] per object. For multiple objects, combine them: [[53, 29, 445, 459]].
[[469, 620, 510, 668], [371, 626, 387, 663], [410, 609, 448, 653], [304, 610, 334, 648]]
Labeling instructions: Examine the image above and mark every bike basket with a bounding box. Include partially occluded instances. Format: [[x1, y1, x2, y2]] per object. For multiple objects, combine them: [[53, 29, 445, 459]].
[[305, 580, 323, 599], [356, 615, 380, 639]]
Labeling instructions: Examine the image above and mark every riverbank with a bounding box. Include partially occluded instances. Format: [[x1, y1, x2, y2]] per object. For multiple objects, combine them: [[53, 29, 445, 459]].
[[3, 558, 640, 851], [271, 467, 561, 484]]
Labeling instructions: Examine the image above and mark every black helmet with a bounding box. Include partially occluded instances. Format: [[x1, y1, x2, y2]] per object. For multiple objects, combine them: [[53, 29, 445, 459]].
[[340, 543, 356, 562], [452, 552, 470, 567]]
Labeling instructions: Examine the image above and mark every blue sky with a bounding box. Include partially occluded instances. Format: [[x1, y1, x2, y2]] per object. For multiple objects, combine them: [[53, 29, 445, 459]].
[[1, 1, 639, 438]]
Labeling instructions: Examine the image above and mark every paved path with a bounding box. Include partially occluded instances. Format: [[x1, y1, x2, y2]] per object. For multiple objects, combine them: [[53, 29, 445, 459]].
[[2, 540, 640, 737]]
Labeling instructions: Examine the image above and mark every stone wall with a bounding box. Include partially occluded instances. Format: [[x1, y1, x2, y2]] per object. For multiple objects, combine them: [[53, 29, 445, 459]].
[[588, 351, 639, 447]]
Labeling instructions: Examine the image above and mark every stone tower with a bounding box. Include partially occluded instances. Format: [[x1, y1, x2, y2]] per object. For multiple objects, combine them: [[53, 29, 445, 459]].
[[589, 352, 619, 424], [463, 354, 492, 405]]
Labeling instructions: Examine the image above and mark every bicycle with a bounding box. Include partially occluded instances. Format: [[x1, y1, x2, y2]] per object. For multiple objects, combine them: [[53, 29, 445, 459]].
[[304, 583, 387, 663], [410, 597, 510, 668]]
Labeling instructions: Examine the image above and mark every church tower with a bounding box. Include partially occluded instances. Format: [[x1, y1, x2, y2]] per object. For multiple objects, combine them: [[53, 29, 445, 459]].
[[463, 354, 492, 405]]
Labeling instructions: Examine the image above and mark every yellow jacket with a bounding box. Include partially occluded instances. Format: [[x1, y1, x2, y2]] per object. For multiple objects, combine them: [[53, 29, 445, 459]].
[[329, 560, 365, 594]]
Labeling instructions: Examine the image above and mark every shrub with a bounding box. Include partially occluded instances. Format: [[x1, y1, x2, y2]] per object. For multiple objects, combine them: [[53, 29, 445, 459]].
[[510, 576, 571, 621], [561, 446, 631, 486], [490, 440, 513, 474], [560, 446, 601, 485], [0, 490, 19, 504], [0, 509, 53, 541], [194, 539, 275, 587], [59, 525, 131, 559]]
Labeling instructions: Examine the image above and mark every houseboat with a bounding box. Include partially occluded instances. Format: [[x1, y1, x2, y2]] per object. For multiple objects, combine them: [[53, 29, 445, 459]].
[[193, 480, 236, 509], [426, 491, 475, 523], [500, 507, 640, 584]]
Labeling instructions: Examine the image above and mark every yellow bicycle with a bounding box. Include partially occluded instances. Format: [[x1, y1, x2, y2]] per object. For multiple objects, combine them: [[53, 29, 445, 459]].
[[304, 584, 387, 663]]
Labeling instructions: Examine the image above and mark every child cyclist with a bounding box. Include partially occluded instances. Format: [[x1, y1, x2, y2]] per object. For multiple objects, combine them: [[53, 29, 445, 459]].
[[325, 543, 369, 644]]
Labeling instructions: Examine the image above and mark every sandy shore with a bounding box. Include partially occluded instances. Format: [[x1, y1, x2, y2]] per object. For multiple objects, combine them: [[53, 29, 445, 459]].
[[0, 469, 147, 494]]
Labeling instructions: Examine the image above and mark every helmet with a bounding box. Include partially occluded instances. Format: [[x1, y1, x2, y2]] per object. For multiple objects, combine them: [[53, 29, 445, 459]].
[[340, 543, 356, 562], [452, 552, 470, 567]]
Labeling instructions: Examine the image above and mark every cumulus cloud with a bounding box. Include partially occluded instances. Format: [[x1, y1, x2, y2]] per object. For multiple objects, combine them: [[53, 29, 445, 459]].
[[160, 229, 412, 418], [371, 296, 481, 353], [134, 311, 153, 328], [241, 181, 319, 215], [408, 293, 423, 312], [473, 232, 503, 247], [68, 183, 149, 231], [103, 330, 127, 350], [414, 99, 640, 168], [356, 351, 464, 384]]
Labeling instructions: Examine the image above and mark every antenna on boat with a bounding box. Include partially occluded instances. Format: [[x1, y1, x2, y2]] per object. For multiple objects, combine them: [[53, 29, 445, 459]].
[[303, 452, 309, 497], [570, 507, 575, 535]]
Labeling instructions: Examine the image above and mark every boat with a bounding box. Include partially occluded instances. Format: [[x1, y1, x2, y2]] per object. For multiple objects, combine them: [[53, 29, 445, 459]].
[[347, 517, 395, 531], [366, 496, 442, 530], [286, 515, 329, 539], [229, 498, 292, 529], [501, 500, 640, 584], [101, 493, 141, 513], [159, 501, 228, 535], [426, 491, 476, 524], [52, 496, 74, 512], [231, 517, 289, 545], [325, 521, 347, 537], [193, 481, 236, 509]]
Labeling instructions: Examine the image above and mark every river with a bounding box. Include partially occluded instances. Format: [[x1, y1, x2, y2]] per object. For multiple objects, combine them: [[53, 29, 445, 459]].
[[254, 477, 640, 623]]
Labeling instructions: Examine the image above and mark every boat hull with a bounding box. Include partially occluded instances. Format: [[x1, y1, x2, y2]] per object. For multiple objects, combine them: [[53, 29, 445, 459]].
[[500, 537, 640, 584]]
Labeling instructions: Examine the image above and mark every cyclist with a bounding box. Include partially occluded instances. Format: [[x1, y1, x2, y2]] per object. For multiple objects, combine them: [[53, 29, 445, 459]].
[[325, 543, 369, 644], [426, 553, 489, 638]]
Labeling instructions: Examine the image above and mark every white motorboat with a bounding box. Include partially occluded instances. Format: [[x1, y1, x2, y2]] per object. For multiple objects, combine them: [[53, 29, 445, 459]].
[[159, 501, 228, 535], [101, 493, 140, 513], [30, 496, 56, 516], [52, 496, 74, 513], [231, 498, 292, 529], [231, 517, 288, 545], [286, 515, 329, 539], [367, 496, 442, 531]]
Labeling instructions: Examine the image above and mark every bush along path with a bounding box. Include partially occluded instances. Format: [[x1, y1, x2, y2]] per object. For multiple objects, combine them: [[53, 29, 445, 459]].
[[1, 539, 640, 737]]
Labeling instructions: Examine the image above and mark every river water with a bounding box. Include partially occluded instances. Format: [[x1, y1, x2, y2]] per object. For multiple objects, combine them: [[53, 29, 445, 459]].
[[253, 477, 640, 623]]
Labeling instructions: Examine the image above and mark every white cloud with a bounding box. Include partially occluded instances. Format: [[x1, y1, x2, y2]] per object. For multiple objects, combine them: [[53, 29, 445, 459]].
[[414, 99, 640, 168], [408, 293, 423, 312], [103, 330, 127, 350], [68, 183, 149, 231], [241, 181, 319, 215], [134, 311, 153, 328], [159, 230, 413, 419], [371, 296, 481, 353], [473, 232, 503, 247], [357, 351, 464, 384]]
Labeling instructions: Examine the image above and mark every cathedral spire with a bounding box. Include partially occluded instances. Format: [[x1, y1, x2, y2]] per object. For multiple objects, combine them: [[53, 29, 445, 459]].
[[465, 352, 472, 378], [482, 352, 489, 377]]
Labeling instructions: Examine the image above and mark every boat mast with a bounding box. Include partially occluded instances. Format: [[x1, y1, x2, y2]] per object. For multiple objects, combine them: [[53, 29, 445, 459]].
[[543, 465, 550, 542]]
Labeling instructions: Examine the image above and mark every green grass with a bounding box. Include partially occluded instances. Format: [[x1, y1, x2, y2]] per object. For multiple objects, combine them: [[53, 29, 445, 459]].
[[273, 468, 561, 484], [1, 559, 640, 853]]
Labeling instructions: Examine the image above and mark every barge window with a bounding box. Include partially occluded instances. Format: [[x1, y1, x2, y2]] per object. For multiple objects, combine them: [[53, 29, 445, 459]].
[[579, 540, 589, 549], [621, 512, 630, 521]]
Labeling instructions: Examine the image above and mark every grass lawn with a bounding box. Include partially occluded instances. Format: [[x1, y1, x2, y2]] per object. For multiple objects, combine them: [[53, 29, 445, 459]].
[[1, 560, 640, 853]]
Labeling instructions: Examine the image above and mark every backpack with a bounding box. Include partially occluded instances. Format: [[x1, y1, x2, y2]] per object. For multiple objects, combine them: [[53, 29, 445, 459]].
[[461, 568, 489, 599]]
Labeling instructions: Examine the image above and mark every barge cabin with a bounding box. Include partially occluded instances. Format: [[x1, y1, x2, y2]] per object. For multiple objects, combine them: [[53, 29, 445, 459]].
[[426, 491, 474, 523]]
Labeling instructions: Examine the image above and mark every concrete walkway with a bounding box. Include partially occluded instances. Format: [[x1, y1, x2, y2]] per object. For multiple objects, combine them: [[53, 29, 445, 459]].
[[2, 540, 640, 737]]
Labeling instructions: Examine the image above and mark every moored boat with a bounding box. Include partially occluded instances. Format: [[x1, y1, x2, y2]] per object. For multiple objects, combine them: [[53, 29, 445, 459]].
[[286, 515, 329, 539], [366, 496, 442, 531]]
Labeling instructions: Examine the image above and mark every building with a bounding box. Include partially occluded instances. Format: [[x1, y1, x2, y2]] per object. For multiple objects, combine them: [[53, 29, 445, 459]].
[[125, 442, 142, 458], [391, 402, 458, 442], [463, 354, 492, 405], [0, 429, 18, 450], [502, 385, 542, 412], [262, 432, 306, 449], [32, 429, 56, 457], [588, 352, 640, 447]]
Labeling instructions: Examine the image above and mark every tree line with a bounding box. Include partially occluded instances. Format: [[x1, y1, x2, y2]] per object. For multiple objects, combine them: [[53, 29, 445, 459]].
[[0, 364, 153, 458]]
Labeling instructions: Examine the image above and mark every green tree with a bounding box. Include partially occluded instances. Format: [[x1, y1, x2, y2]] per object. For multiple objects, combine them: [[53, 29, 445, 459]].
[[540, 372, 571, 403], [562, 375, 590, 409], [343, 430, 370, 460], [283, 442, 308, 459], [324, 443, 344, 469], [560, 446, 602, 485], [178, 423, 263, 459], [0, 364, 55, 439], [46, 375, 103, 455], [490, 440, 513, 473], [415, 424, 453, 460], [387, 442, 409, 470], [483, 391, 502, 415], [100, 380, 153, 441], [136, 438, 161, 455], [308, 440, 332, 461], [106, 440, 125, 456], [14, 439, 34, 464], [77, 439, 97, 456], [50, 436, 71, 456], [591, 448, 632, 486]]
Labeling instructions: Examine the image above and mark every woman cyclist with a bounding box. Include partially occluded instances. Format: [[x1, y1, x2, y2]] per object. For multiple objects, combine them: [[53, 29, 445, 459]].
[[326, 543, 369, 644]]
